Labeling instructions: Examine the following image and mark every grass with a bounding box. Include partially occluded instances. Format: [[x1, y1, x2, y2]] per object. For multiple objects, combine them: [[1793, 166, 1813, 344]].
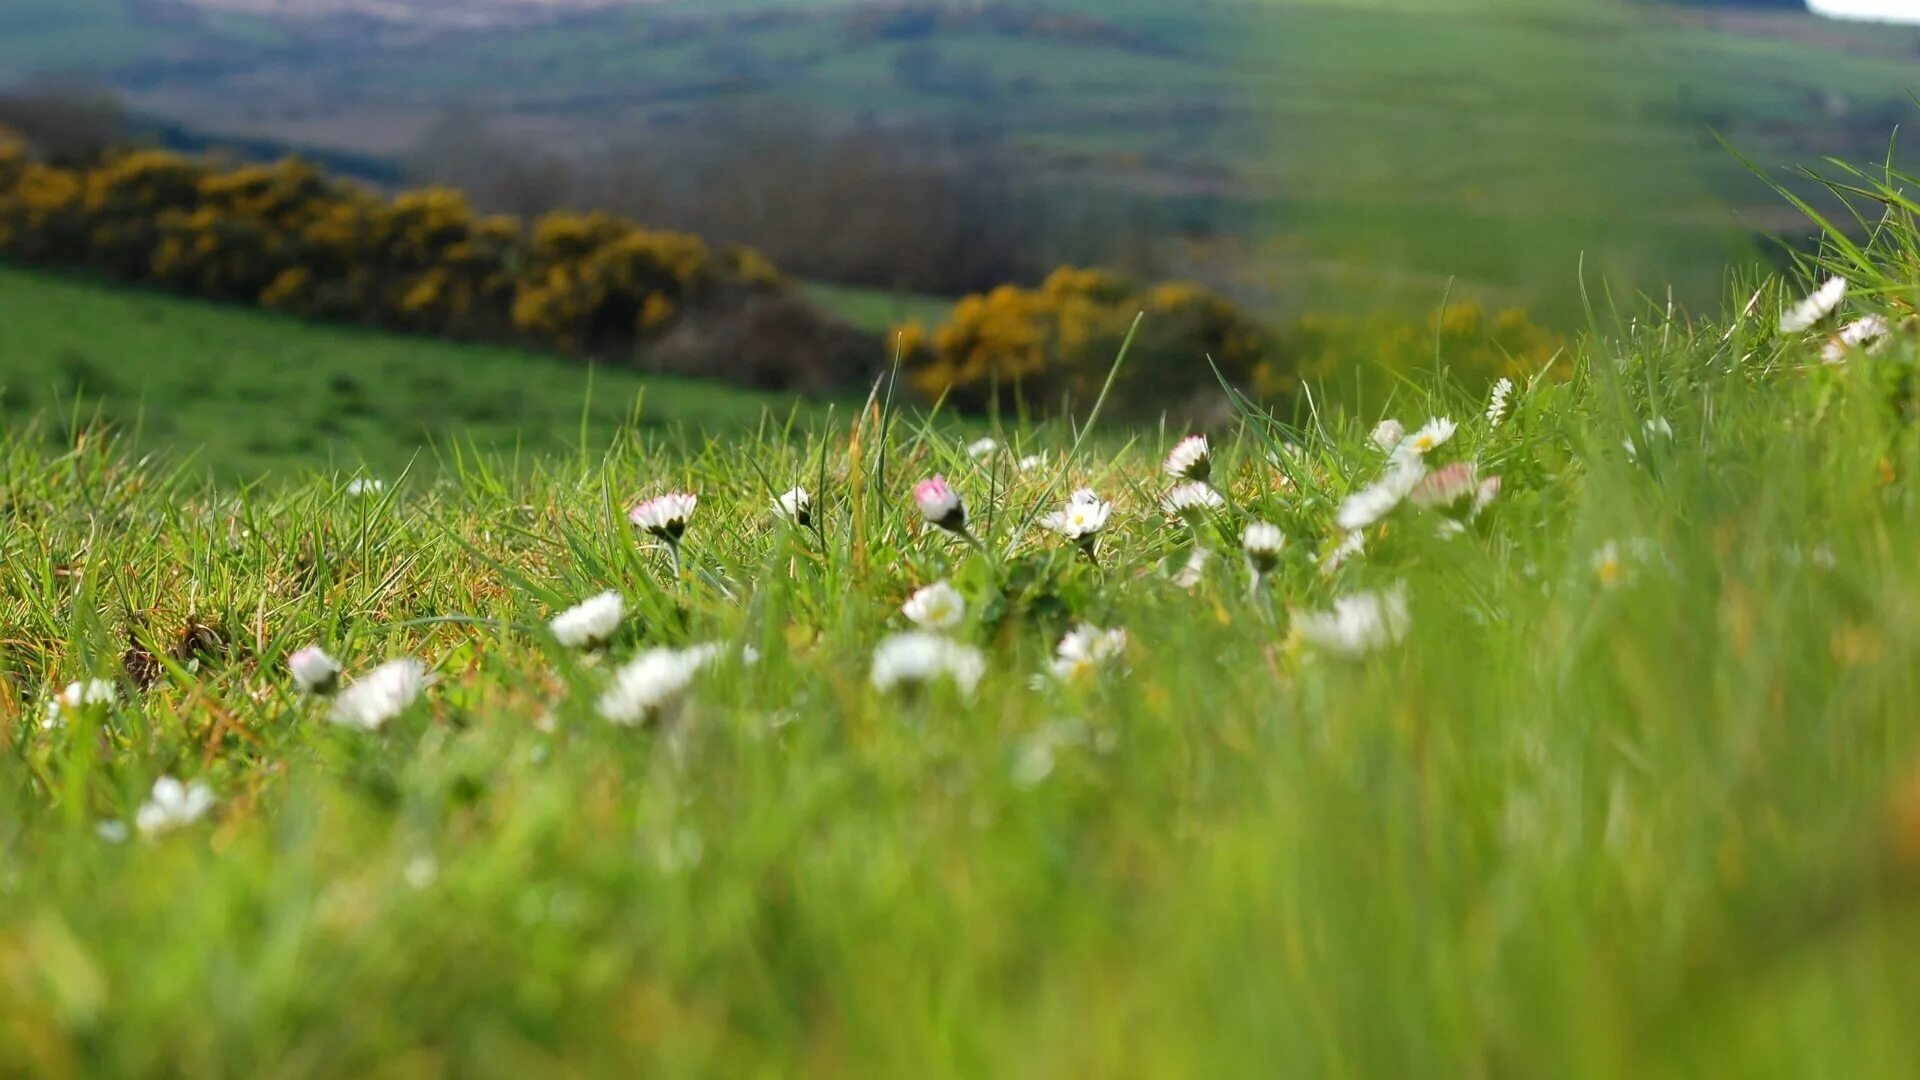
[[5, 149, 1920, 1072], [0, 266, 824, 480]]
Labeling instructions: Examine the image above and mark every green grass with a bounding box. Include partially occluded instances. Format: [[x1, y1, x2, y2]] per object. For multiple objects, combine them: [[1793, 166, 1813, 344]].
[[801, 281, 953, 335], [5, 151, 1920, 1072], [0, 266, 822, 480]]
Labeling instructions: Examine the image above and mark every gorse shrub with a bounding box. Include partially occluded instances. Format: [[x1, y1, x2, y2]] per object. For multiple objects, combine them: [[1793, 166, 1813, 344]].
[[898, 266, 1562, 418], [0, 135, 868, 390]]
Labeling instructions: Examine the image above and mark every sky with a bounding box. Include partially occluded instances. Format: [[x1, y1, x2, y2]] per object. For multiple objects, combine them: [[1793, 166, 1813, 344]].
[[1809, 0, 1920, 24]]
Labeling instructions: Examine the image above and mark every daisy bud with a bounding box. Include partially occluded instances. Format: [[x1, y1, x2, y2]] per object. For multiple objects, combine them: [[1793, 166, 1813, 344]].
[[1371, 419, 1405, 452], [330, 659, 428, 732], [1164, 435, 1212, 482], [1018, 454, 1046, 473], [1780, 275, 1847, 334], [967, 437, 999, 461], [1408, 462, 1478, 510], [774, 486, 813, 527], [1163, 481, 1225, 522], [1242, 521, 1285, 576], [288, 645, 342, 695], [913, 476, 969, 535], [1486, 378, 1514, 427]]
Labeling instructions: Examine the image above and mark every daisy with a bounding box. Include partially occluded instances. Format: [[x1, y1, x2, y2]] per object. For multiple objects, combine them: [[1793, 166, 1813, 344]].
[[1779, 275, 1847, 334], [1486, 378, 1514, 427], [596, 645, 721, 726], [288, 645, 342, 695], [330, 659, 428, 731], [773, 486, 813, 527], [1163, 481, 1225, 521], [967, 437, 1000, 461], [1822, 314, 1891, 365], [550, 591, 624, 649], [1370, 418, 1405, 452], [1294, 588, 1411, 658], [43, 678, 117, 728], [1050, 624, 1128, 681], [1242, 521, 1285, 579], [1164, 435, 1212, 483], [1390, 417, 1456, 465], [1018, 454, 1046, 473], [1320, 530, 1366, 575], [1408, 462, 1478, 510], [870, 633, 986, 697], [1592, 541, 1628, 588], [1174, 546, 1212, 589], [913, 475, 971, 536], [1336, 461, 1425, 530], [135, 776, 216, 837], [902, 581, 966, 630], [629, 492, 697, 549], [1040, 488, 1113, 553], [345, 477, 386, 498]]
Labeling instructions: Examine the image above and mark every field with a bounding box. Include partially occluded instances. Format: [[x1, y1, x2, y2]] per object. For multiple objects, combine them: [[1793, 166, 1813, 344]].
[[0, 266, 844, 479], [4, 1, 1920, 322], [6, 141, 1920, 1068]]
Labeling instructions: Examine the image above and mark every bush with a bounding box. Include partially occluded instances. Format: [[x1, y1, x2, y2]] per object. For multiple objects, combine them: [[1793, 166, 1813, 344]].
[[897, 267, 1274, 417]]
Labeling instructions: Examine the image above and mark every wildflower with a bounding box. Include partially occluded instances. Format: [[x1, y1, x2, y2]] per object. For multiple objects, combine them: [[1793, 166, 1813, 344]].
[[902, 581, 966, 630], [1163, 481, 1225, 521], [288, 645, 342, 695], [95, 821, 130, 844], [550, 591, 624, 649], [1408, 462, 1479, 510], [1243, 521, 1285, 578], [773, 486, 813, 527], [1321, 530, 1366, 575], [1592, 542, 1627, 588], [1473, 475, 1502, 516], [330, 659, 428, 731], [629, 492, 697, 548], [1050, 624, 1128, 681], [1040, 488, 1113, 552], [1336, 462, 1425, 530], [1822, 314, 1891, 365], [1370, 418, 1406, 452], [1164, 435, 1212, 482], [871, 632, 986, 697], [1018, 454, 1046, 472], [1779, 275, 1847, 334], [1390, 417, 1456, 465], [44, 678, 117, 727], [135, 776, 216, 837], [913, 475, 970, 535], [596, 645, 720, 726], [1487, 378, 1514, 426], [1174, 546, 1212, 588], [345, 477, 386, 498], [1294, 589, 1411, 658], [967, 437, 1000, 461]]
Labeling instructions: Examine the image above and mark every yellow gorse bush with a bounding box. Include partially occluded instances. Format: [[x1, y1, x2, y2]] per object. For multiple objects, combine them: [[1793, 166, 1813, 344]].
[[0, 135, 786, 357]]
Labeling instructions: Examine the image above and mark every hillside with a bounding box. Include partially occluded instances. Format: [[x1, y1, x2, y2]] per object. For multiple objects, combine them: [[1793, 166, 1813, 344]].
[[0, 266, 824, 478]]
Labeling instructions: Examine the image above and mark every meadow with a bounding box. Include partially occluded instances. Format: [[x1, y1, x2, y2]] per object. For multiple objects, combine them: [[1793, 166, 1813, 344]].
[[5, 143, 1920, 1071]]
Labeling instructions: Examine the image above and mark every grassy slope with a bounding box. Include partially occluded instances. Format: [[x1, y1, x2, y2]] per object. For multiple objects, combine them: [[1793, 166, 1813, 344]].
[[4, 223, 1920, 1071], [0, 266, 822, 479]]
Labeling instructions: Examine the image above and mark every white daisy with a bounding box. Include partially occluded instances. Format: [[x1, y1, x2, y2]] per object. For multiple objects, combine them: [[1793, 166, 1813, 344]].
[[774, 486, 813, 527], [330, 659, 428, 731], [1336, 461, 1426, 530], [1050, 624, 1128, 680], [1163, 481, 1225, 520], [1018, 454, 1046, 473], [967, 437, 1000, 461], [1320, 530, 1366, 575], [596, 645, 721, 726], [1390, 417, 1456, 465], [550, 591, 624, 649], [1486, 378, 1514, 427], [1040, 488, 1113, 547], [43, 678, 117, 728], [902, 581, 966, 630], [1174, 546, 1213, 588], [628, 492, 697, 546], [1370, 418, 1406, 452], [288, 646, 342, 695], [1164, 435, 1212, 482], [870, 632, 986, 697], [1408, 462, 1478, 510], [1242, 521, 1285, 577], [135, 776, 216, 837], [345, 477, 386, 498], [1780, 275, 1847, 334], [1822, 314, 1891, 365], [1294, 589, 1411, 658]]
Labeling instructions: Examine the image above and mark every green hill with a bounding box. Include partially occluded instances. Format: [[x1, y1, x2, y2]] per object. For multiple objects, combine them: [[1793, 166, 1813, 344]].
[[0, 266, 828, 479]]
